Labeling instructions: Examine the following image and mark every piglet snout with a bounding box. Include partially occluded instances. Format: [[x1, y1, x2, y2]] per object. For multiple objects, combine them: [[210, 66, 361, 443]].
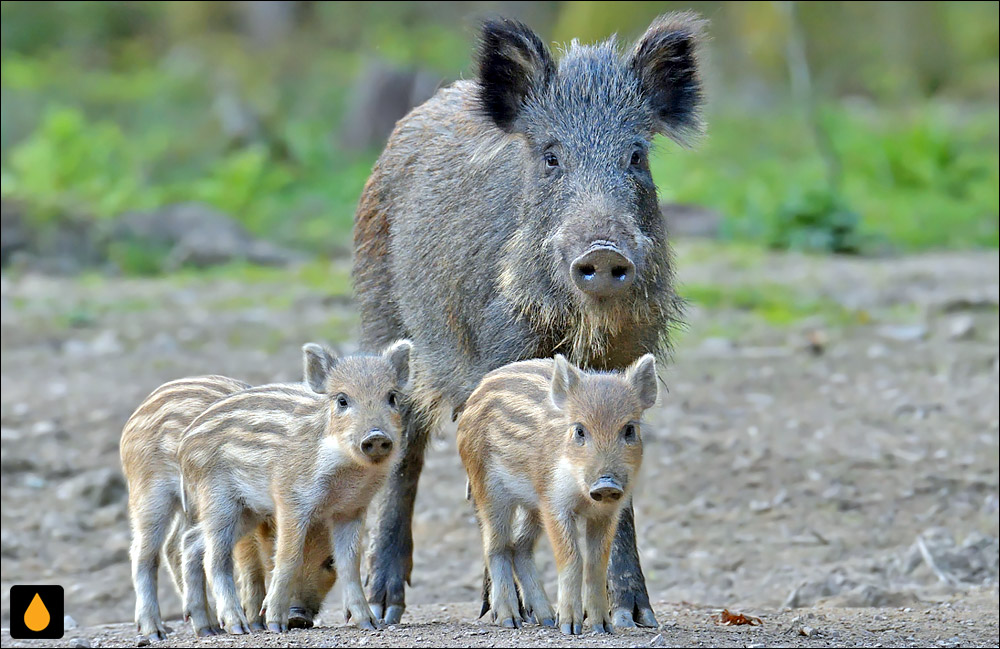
[[360, 429, 394, 462], [589, 476, 623, 502]]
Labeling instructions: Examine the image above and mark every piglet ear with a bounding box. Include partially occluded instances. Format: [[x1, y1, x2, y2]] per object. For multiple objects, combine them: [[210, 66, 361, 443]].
[[550, 354, 581, 410], [629, 12, 706, 145], [627, 353, 658, 410], [476, 17, 555, 132], [302, 343, 338, 394], [384, 339, 413, 389]]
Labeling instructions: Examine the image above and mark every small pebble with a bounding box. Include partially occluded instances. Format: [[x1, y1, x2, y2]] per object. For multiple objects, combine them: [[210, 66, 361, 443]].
[[64, 614, 78, 630], [136, 636, 150, 647], [800, 625, 817, 637], [69, 639, 91, 649], [649, 633, 663, 646]]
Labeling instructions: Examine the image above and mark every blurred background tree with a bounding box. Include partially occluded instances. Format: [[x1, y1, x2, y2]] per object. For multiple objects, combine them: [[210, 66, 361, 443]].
[[1, 1, 997, 273]]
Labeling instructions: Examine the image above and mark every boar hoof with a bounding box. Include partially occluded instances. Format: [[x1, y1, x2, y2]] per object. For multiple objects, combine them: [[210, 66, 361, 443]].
[[591, 622, 613, 634], [378, 604, 404, 625], [266, 622, 288, 633], [248, 622, 266, 632], [225, 623, 247, 635], [195, 626, 215, 638], [612, 605, 657, 628], [499, 616, 522, 629], [540, 617, 556, 628]]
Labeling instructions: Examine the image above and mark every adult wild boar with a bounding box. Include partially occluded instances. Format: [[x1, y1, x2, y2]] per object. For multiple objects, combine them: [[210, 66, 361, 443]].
[[353, 13, 705, 627]]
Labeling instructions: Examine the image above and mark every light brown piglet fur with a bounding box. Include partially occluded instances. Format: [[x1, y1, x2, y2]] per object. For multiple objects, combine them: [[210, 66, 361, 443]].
[[458, 354, 657, 635], [177, 341, 411, 634], [120, 376, 336, 640]]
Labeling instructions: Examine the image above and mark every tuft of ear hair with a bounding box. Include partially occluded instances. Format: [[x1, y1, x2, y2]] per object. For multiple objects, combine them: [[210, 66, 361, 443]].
[[550, 354, 581, 410], [302, 343, 339, 394], [629, 12, 707, 145], [626, 353, 658, 410], [384, 339, 413, 388], [476, 17, 555, 132]]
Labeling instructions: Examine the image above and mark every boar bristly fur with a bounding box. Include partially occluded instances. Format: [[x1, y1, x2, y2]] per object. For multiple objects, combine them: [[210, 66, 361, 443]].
[[354, 12, 704, 626]]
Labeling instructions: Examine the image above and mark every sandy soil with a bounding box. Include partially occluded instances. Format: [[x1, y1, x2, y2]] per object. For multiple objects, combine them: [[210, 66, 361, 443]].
[[1, 243, 997, 647]]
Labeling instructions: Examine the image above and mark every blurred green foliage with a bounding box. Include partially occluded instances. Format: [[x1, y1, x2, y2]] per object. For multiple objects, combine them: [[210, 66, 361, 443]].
[[1, 0, 997, 270]]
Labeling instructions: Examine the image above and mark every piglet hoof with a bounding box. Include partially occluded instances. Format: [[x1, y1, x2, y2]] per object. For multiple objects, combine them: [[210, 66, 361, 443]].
[[540, 617, 556, 628], [248, 622, 266, 633], [499, 616, 522, 629], [287, 607, 313, 629], [266, 622, 288, 633], [591, 622, 613, 634], [226, 623, 247, 635], [559, 622, 583, 635], [195, 626, 215, 638]]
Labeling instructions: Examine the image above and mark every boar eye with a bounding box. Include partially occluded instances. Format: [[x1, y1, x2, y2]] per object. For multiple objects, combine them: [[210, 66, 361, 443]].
[[622, 423, 638, 443], [387, 391, 398, 409], [630, 149, 647, 168], [322, 556, 334, 571], [573, 425, 586, 445], [336, 394, 349, 410], [544, 151, 559, 168]]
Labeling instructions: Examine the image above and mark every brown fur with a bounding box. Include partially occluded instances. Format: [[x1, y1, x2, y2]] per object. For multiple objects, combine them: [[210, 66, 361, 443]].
[[457, 354, 657, 634]]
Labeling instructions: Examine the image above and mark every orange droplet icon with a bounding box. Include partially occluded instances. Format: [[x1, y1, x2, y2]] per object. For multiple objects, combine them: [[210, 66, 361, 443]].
[[24, 592, 50, 632]]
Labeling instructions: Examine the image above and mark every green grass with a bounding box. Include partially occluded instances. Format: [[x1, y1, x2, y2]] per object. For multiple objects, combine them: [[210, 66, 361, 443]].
[[679, 282, 869, 327], [0, 38, 996, 267]]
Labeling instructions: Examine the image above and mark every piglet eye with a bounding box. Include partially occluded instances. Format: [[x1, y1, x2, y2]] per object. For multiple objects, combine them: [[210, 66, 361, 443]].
[[630, 150, 646, 167], [388, 391, 398, 409], [336, 394, 349, 409], [544, 151, 559, 168], [573, 425, 586, 444], [622, 423, 638, 442]]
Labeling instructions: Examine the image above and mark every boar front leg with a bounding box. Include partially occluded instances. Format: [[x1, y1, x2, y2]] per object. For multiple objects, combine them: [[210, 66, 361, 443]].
[[608, 501, 657, 627], [584, 515, 618, 634], [333, 514, 379, 629], [541, 508, 583, 635], [365, 411, 430, 624]]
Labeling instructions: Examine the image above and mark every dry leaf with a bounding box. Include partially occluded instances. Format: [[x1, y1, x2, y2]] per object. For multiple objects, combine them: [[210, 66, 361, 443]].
[[713, 609, 763, 626]]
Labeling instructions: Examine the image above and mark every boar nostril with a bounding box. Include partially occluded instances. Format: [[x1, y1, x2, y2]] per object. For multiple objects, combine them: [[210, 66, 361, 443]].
[[570, 246, 635, 298]]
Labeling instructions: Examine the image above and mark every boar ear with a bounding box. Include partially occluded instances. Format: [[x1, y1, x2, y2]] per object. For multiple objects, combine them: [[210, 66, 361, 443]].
[[627, 354, 658, 410], [302, 343, 338, 394], [629, 12, 706, 145], [476, 18, 555, 132], [384, 339, 413, 389], [550, 354, 581, 410]]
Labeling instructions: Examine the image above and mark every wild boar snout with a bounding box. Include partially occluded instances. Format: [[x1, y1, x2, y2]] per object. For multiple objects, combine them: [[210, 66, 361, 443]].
[[570, 244, 636, 298]]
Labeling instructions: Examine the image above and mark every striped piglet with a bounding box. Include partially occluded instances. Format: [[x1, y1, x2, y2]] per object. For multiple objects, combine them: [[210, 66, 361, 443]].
[[177, 340, 411, 633]]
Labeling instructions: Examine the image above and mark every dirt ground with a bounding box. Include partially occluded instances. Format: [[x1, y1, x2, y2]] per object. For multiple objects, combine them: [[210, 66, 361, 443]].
[[1, 242, 998, 647]]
